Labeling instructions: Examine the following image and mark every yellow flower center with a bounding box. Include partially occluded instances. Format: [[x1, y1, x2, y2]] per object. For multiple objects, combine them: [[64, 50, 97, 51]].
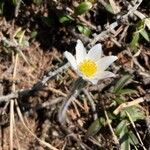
[[79, 59, 97, 77]]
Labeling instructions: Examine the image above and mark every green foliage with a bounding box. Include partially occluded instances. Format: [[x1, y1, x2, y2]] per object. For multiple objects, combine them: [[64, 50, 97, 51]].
[[115, 120, 127, 135], [86, 75, 145, 149], [77, 24, 92, 36], [74, 1, 92, 15], [59, 14, 74, 24], [140, 29, 150, 42], [130, 32, 140, 49], [115, 106, 145, 149], [130, 19, 150, 50], [30, 31, 38, 39], [121, 106, 145, 122], [116, 120, 139, 150], [113, 75, 145, 149], [86, 117, 105, 137], [113, 75, 133, 94], [104, 4, 115, 14], [58, 1, 93, 37], [117, 89, 137, 95]]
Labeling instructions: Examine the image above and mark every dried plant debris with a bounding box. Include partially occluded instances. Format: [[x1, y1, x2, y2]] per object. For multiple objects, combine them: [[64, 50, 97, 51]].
[[0, 0, 150, 150]]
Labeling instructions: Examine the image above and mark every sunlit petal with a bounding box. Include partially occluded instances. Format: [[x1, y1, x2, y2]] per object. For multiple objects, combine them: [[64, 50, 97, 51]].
[[75, 39, 87, 64], [81, 76, 99, 85], [64, 51, 77, 70], [96, 71, 116, 80], [89, 78, 99, 84], [87, 44, 102, 61], [97, 56, 118, 71], [64, 40, 117, 85]]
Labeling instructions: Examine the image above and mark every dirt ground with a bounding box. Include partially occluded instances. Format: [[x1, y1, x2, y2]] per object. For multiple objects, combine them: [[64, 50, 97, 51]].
[[0, 0, 150, 150]]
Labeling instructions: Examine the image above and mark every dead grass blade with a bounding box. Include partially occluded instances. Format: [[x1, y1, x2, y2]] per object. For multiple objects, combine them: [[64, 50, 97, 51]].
[[113, 97, 144, 115], [15, 99, 58, 150]]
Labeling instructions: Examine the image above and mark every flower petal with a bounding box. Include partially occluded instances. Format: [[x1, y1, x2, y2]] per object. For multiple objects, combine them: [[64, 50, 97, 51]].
[[87, 44, 102, 61], [75, 39, 87, 64], [97, 56, 118, 71], [96, 71, 116, 80], [89, 79, 99, 84], [64, 51, 77, 70], [81, 75, 99, 85]]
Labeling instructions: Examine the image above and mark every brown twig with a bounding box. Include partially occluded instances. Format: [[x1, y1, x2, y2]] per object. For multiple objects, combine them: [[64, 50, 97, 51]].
[[89, 0, 143, 47], [0, 36, 30, 65], [10, 53, 19, 150], [104, 109, 120, 149], [113, 97, 145, 115], [83, 88, 98, 120], [0, 63, 70, 103]]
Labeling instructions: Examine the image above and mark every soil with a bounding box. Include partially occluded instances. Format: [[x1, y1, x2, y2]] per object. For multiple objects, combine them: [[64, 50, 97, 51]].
[[0, 0, 150, 150]]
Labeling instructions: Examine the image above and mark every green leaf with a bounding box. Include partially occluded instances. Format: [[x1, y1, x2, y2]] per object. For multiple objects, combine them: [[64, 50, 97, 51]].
[[120, 106, 145, 122], [117, 89, 137, 95], [107, 111, 117, 120], [116, 118, 140, 149], [130, 19, 150, 49], [136, 20, 145, 31], [75, 1, 92, 15], [119, 125, 130, 150], [77, 25, 92, 36], [30, 31, 38, 39], [105, 4, 115, 14], [128, 131, 139, 145], [115, 120, 128, 135], [130, 32, 140, 49], [113, 98, 124, 105], [140, 29, 150, 42], [59, 15, 74, 24], [85, 117, 105, 138], [118, 125, 139, 150], [121, 137, 130, 150], [113, 75, 132, 94]]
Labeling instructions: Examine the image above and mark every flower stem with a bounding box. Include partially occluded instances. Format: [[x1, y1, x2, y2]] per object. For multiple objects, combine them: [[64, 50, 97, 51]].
[[58, 77, 86, 125]]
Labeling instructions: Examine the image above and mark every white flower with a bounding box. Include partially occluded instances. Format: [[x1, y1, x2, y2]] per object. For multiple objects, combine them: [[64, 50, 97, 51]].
[[64, 39, 118, 84]]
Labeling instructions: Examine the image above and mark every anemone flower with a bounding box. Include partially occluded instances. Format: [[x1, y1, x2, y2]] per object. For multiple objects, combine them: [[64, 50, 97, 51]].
[[64, 39, 118, 84]]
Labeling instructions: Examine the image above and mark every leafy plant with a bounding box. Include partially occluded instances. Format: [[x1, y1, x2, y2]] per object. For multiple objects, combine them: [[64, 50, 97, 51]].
[[85, 117, 106, 138], [74, 1, 92, 15], [130, 19, 150, 50], [116, 120, 139, 150], [77, 24, 92, 36], [58, 1, 93, 37], [86, 75, 145, 149], [59, 14, 74, 24], [113, 74, 136, 95], [115, 105, 145, 149]]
